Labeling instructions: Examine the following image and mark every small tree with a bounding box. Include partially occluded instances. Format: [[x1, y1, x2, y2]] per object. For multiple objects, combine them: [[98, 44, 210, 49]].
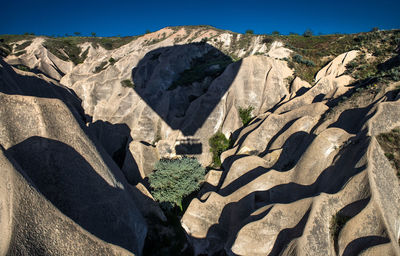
[[370, 27, 379, 32], [239, 106, 254, 126], [73, 32, 81, 36], [272, 31, 280, 36], [245, 29, 254, 35], [201, 37, 208, 43], [91, 32, 96, 37], [209, 131, 230, 167], [303, 29, 313, 37], [149, 157, 205, 211]]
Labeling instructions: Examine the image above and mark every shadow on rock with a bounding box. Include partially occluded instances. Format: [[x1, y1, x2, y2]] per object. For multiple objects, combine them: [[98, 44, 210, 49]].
[[132, 42, 239, 136], [186, 131, 370, 255], [6, 136, 145, 254]]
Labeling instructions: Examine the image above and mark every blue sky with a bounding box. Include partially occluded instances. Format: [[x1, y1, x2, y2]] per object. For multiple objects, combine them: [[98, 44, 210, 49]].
[[1, 0, 399, 36]]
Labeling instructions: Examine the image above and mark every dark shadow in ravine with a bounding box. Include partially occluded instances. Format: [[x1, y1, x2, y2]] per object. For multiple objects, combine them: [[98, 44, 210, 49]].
[[132, 42, 240, 138], [0, 58, 144, 186], [5, 136, 145, 254], [187, 130, 370, 255], [342, 236, 390, 256], [328, 105, 375, 134], [333, 198, 371, 253], [86, 119, 143, 185], [271, 132, 316, 172], [266, 209, 311, 256]]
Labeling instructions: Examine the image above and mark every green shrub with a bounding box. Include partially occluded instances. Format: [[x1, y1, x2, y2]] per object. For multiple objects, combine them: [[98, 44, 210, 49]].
[[245, 29, 254, 35], [149, 157, 205, 211], [121, 79, 134, 88], [292, 54, 315, 66], [94, 61, 107, 73], [14, 50, 26, 56], [168, 48, 232, 90], [377, 127, 400, 175], [0, 41, 11, 57], [15, 40, 32, 51], [109, 57, 116, 65], [303, 29, 313, 37], [387, 67, 400, 81], [262, 36, 274, 44], [272, 31, 280, 36], [43, 38, 86, 65], [14, 64, 30, 72], [209, 131, 230, 167], [239, 106, 254, 126]]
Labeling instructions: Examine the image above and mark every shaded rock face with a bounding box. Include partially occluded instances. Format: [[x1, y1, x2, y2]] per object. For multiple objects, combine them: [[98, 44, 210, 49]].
[[63, 42, 291, 176], [0, 60, 147, 255], [6, 27, 293, 178], [0, 149, 135, 256], [2, 27, 400, 256], [181, 52, 400, 255]]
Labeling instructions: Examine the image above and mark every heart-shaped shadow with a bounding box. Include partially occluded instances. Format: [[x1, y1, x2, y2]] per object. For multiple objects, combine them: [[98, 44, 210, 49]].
[[132, 43, 240, 154]]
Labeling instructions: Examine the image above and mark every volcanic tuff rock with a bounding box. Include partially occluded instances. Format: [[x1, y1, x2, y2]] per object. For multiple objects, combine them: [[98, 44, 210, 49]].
[[181, 52, 400, 255], [2, 27, 400, 256], [0, 58, 150, 255], [5, 26, 292, 179]]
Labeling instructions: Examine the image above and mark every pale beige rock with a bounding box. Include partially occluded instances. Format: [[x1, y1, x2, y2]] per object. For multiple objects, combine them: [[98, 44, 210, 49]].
[[0, 60, 150, 255], [0, 149, 135, 256], [289, 76, 311, 98], [3, 31, 399, 256], [0, 92, 147, 255], [6, 38, 74, 80], [315, 50, 359, 83], [276, 51, 358, 114], [267, 41, 293, 59], [4, 27, 292, 171], [182, 67, 400, 255]]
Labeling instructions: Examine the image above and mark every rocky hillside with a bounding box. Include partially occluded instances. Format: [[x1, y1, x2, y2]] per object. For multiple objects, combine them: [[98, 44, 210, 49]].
[[0, 26, 400, 255]]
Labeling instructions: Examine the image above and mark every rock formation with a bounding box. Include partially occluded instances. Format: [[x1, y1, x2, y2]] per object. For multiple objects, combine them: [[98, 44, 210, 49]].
[[0, 58, 148, 255], [181, 51, 400, 255], [1, 26, 399, 255], [5, 26, 292, 180]]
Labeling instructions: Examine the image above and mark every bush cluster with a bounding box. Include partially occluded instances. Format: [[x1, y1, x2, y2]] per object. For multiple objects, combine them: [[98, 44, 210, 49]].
[[168, 48, 232, 90], [93, 61, 107, 73], [292, 54, 316, 67], [209, 131, 230, 167], [121, 79, 134, 88], [239, 106, 254, 126], [149, 157, 205, 211]]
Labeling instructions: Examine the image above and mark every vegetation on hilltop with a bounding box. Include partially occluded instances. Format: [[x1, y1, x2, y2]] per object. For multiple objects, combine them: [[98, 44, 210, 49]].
[[279, 29, 400, 83], [0, 34, 140, 64], [1, 28, 399, 84], [169, 47, 233, 90]]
